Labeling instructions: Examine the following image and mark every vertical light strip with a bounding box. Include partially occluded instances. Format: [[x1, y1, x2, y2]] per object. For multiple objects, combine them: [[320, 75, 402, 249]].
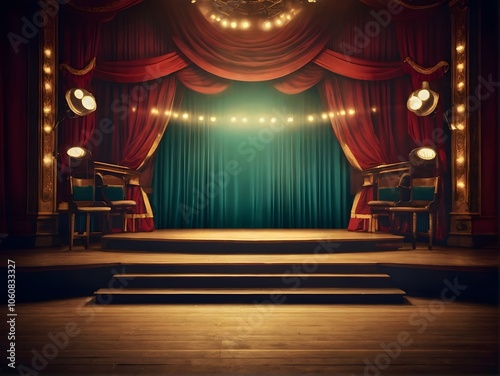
[[450, 0, 469, 213], [39, 0, 57, 213]]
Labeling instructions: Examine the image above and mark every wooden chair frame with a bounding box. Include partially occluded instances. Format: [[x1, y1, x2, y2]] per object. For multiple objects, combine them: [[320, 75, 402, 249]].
[[68, 176, 111, 250], [368, 172, 410, 232], [389, 177, 439, 249], [97, 173, 137, 233]]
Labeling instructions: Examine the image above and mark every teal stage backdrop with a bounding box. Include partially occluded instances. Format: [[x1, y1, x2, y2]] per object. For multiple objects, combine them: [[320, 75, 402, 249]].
[[151, 83, 352, 229]]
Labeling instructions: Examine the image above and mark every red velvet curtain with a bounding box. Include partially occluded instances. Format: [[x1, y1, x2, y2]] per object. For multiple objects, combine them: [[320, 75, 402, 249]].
[[395, 4, 451, 239], [68, 0, 143, 18], [319, 74, 416, 231], [58, 8, 102, 165], [273, 63, 327, 95], [59, 0, 145, 153], [94, 52, 189, 83], [163, 2, 339, 81], [311, 3, 415, 231]]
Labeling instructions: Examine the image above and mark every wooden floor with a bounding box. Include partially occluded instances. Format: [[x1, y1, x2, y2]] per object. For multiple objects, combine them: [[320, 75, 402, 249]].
[[4, 242, 499, 270], [2, 296, 498, 376], [102, 228, 404, 242], [100, 229, 405, 253], [4, 228, 498, 270], [2, 230, 499, 375]]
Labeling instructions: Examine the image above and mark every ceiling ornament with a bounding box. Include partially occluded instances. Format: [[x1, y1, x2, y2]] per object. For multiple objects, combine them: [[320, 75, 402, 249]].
[[195, 0, 316, 31]]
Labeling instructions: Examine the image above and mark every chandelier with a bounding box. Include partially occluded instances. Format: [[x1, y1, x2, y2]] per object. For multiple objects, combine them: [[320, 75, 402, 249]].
[[195, 0, 316, 31], [213, 0, 288, 18]]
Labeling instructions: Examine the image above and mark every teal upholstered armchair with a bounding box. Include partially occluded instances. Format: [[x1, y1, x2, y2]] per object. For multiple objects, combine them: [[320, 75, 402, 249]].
[[389, 177, 439, 249], [68, 176, 111, 250], [97, 174, 137, 232], [368, 173, 410, 232]]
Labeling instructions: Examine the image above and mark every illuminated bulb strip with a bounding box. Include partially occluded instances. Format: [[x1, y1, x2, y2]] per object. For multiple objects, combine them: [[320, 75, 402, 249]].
[[206, 10, 298, 31], [138, 107, 381, 124]]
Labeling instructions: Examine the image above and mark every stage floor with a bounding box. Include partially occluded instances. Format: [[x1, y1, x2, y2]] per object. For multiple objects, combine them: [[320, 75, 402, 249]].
[[100, 228, 405, 254], [2, 229, 498, 271], [102, 228, 403, 242], [3, 229, 498, 304]]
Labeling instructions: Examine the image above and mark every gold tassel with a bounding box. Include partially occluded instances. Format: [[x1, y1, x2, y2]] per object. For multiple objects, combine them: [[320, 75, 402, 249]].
[[59, 57, 96, 76], [404, 57, 449, 75]]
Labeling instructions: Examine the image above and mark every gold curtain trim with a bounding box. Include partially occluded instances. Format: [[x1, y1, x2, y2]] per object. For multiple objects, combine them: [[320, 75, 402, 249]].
[[341, 143, 363, 171], [59, 57, 96, 76], [140, 187, 154, 217], [393, 0, 447, 10], [125, 213, 153, 219], [69, 0, 122, 13], [404, 57, 449, 75]]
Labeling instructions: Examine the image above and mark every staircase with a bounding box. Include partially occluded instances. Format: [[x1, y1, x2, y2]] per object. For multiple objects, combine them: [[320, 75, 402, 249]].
[[94, 263, 406, 304]]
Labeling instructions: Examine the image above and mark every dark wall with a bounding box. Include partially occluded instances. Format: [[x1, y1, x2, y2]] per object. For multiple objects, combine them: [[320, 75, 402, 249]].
[[1, 2, 40, 243], [471, 0, 499, 246]]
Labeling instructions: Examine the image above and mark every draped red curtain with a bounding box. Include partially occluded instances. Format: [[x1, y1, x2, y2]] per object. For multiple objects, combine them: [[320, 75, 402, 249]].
[[312, 3, 417, 231], [319, 74, 417, 231], [395, 4, 451, 239], [58, 8, 102, 165], [163, 1, 341, 81], [58, 0, 145, 152]]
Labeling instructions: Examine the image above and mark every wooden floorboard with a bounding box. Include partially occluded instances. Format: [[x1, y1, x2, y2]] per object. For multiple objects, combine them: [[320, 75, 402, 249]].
[[3, 297, 498, 376], [2, 244, 499, 270], [102, 228, 404, 242], [1, 231, 498, 375]]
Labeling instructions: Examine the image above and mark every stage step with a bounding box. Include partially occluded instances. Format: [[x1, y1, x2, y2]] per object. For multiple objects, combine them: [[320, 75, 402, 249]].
[[121, 263, 380, 274], [111, 273, 393, 288], [94, 287, 407, 304], [94, 262, 406, 304]]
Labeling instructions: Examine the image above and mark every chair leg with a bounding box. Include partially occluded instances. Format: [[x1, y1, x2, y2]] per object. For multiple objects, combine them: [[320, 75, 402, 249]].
[[85, 213, 91, 249], [104, 212, 110, 234], [428, 212, 434, 250], [411, 212, 417, 249], [69, 213, 75, 251]]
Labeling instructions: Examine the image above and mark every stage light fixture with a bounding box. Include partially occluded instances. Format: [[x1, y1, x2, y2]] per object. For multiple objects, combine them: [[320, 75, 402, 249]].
[[65, 88, 97, 117], [409, 147, 437, 170], [406, 81, 439, 116], [66, 147, 93, 178], [416, 147, 437, 161], [67, 146, 91, 159]]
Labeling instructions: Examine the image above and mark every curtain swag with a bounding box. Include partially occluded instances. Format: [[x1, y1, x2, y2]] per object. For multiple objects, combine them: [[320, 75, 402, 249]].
[[404, 57, 449, 75], [59, 57, 96, 76]]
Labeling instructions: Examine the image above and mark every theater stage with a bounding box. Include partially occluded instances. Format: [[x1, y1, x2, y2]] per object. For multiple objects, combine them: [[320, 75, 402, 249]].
[[100, 228, 405, 253], [3, 228, 497, 304]]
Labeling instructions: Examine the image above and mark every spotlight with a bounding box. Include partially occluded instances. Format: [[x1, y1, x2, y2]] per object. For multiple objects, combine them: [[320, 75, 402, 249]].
[[66, 147, 93, 178], [409, 147, 437, 171], [415, 147, 437, 161], [406, 81, 439, 116], [65, 88, 97, 117], [67, 147, 91, 159]]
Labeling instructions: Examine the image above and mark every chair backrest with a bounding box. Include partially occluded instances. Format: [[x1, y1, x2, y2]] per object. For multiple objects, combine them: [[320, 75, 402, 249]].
[[376, 172, 410, 202], [70, 177, 96, 202], [100, 174, 126, 201], [410, 177, 439, 206]]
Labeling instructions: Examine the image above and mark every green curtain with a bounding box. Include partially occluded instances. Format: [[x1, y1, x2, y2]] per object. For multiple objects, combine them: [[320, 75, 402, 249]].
[[152, 83, 352, 229]]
